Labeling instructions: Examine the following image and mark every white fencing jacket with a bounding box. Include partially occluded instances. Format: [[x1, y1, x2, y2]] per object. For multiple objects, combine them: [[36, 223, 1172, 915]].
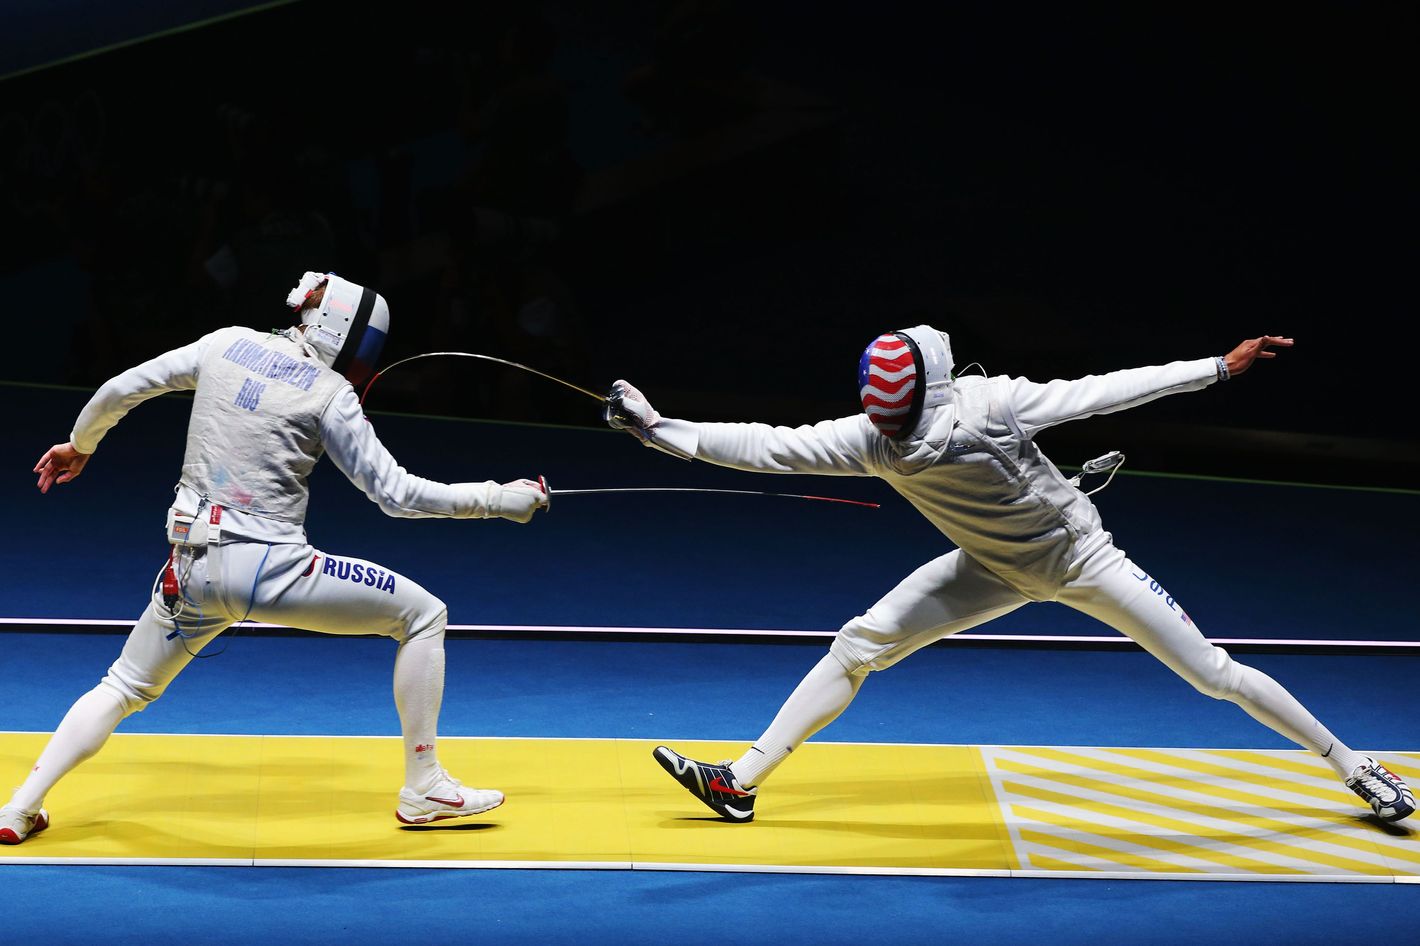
[[70, 326, 515, 543], [650, 357, 1221, 600]]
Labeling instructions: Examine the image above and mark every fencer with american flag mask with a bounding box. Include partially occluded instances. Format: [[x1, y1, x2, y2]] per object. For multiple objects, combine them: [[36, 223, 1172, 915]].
[[606, 326, 1413, 825], [1, 272, 549, 845]]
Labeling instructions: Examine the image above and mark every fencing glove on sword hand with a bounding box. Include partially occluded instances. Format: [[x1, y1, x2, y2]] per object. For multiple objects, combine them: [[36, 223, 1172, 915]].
[[488, 478, 549, 523], [604, 380, 696, 460]]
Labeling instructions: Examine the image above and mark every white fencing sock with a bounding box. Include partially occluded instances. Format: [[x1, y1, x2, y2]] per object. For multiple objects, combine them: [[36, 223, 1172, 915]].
[[393, 634, 446, 794], [731, 652, 866, 788], [1231, 663, 1363, 778], [9, 686, 127, 812]]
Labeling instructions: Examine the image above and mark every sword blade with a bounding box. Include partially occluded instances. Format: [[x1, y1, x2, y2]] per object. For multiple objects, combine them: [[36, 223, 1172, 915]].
[[550, 487, 879, 509], [362, 352, 606, 405]]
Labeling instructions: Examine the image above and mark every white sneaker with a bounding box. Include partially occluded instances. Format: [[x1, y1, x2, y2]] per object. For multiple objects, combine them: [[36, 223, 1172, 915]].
[[396, 770, 504, 825], [1346, 758, 1416, 822], [0, 806, 49, 845]]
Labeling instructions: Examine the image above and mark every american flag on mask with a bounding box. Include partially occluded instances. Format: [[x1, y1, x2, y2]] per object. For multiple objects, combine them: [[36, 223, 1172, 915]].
[[859, 332, 918, 437]]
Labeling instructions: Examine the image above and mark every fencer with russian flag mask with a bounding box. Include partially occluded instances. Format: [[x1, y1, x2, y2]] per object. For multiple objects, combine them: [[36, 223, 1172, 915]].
[[607, 328, 1414, 825], [0, 272, 549, 845]]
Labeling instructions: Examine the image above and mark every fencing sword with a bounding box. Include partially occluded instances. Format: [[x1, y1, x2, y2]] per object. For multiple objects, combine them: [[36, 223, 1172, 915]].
[[360, 352, 880, 511], [361, 351, 606, 406], [535, 477, 879, 511]]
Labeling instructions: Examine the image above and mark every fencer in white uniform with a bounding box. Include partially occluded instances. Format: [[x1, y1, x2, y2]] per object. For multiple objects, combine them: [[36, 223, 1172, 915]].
[[0, 272, 548, 845], [606, 327, 1414, 824]]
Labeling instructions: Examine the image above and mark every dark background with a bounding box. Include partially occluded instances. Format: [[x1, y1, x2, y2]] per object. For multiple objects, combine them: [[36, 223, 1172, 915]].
[[2, 1, 1415, 485]]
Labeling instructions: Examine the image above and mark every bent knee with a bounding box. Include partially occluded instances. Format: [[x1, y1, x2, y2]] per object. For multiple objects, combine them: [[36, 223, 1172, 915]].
[[98, 675, 160, 718], [404, 601, 448, 644], [1178, 645, 1244, 701], [828, 636, 878, 676]]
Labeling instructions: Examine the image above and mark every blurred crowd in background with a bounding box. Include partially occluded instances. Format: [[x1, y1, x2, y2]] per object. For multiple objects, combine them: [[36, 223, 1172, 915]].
[[1, 2, 1413, 483]]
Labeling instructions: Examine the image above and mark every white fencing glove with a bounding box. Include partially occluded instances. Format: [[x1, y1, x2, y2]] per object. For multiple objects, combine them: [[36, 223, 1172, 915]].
[[488, 477, 548, 523], [604, 380, 695, 460], [605, 380, 660, 437]]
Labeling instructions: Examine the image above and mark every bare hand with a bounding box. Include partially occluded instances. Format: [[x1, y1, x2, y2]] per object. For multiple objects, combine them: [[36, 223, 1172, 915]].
[[1224, 335, 1293, 378], [33, 442, 91, 494]]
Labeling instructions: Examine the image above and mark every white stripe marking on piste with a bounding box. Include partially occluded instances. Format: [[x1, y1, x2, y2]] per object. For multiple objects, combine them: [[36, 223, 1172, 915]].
[[987, 752, 1344, 839], [998, 746, 1350, 810], [0, 855, 1401, 881], [985, 748, 1384, 849], [2, 618, 1417, 649], [998, 792, 1356, 874], [1099, 747, 1345, 788], [986, 765, 1350, 874], [1010, 810, 1271, 873], [984, 755, 1389, 873], [982, 749, 1295, 869], [1079, 748, 1420, 861], [1022, 844, 1214, 875]]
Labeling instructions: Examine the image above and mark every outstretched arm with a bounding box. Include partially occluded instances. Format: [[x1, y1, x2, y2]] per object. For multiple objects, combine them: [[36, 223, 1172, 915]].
[[34, 334, 213, 493], [1008, 336, 1293, 437], [605, 380, 876, 476], [320, 386, 547, 522]]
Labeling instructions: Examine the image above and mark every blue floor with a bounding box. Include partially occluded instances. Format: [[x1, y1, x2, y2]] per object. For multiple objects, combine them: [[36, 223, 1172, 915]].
[[1, 865, 1415, 946], [3, 633, 1416, 752], [4, 631, 1419, 944]]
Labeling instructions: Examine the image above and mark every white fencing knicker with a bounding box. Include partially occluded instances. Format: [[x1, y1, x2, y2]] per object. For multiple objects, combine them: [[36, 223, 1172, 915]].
[[101, 504, 448, 717]]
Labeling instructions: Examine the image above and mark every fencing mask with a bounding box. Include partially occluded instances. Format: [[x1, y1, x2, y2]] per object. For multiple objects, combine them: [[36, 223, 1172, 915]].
[[285, 272, 390, 385], [858, 325, 954, 438]]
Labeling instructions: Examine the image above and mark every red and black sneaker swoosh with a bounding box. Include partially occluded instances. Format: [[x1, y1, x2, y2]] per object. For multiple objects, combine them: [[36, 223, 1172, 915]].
[[709, 775, 752, 797]]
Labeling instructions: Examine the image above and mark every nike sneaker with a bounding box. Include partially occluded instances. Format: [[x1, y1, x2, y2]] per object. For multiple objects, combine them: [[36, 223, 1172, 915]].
[[0, 806, 49, 845], [396, 769, 504, 825], [1346, 758, 1415, 822], [652, 746, 757, 822]]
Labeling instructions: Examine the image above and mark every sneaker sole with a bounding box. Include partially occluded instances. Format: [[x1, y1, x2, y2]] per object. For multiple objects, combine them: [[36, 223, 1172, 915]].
[[1373, 801, 1416, 823]]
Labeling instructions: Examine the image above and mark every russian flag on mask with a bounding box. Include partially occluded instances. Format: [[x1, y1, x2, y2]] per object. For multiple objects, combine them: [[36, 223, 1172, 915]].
[[859, 333, 918, 437], [346, 324, 386, 387]]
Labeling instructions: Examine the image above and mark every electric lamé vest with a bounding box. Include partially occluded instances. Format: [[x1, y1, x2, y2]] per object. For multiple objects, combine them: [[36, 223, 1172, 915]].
[[179, 326, 347, 523]]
